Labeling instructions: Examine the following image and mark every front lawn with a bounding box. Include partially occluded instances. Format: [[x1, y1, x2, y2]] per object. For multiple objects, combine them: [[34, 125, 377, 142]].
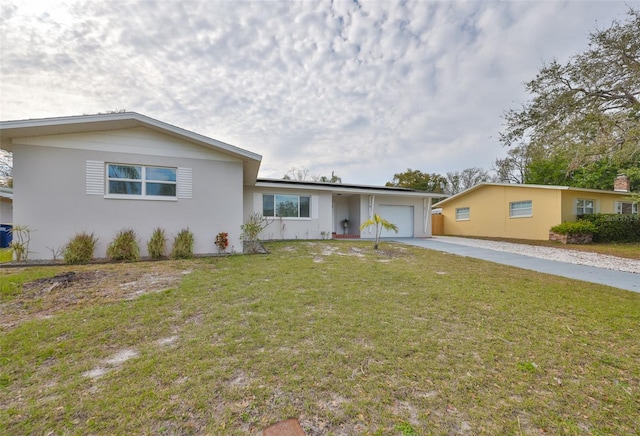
[[1, 241, 639, 434]]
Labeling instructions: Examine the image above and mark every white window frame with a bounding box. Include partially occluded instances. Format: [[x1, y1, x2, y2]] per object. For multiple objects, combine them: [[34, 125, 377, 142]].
[[455, 207, 470, 221], [576, 198, 595, 215], [616, 201, 638, 215], [263, 194, 311, 218], [106, 163, 177, 200], [509, 200, 532, 218]]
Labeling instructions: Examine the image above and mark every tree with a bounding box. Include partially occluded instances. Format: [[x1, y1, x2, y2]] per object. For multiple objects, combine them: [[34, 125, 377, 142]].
[[283, 167, 310, 181], [444, 167, 491, 195], [492, 145, 528, 184], [315, 171, 342, 183], [500, 8, 640, 189], [0, 150, 12, 187], [283, 168, 342, 183], [386, 168, 446, 193], [359, 213, 398, 250]]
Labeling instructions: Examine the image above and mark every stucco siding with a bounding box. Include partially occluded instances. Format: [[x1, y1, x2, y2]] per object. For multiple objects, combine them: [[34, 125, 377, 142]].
[[360, 194, 432, 238], [0, 198, 12, 224], [14, 127, 238, 162], [243, 187, 333, 240], [560, 190, 628, 221], [13, 137, 243, 259], [441, 185, 562, 240], [440, 184, 635, 240]]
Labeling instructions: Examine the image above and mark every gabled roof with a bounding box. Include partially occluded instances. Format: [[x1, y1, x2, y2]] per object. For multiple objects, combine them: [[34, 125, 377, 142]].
[[433, 182, 631, 207], [0, 112, 262, 184], [256, 178, 447, 198]]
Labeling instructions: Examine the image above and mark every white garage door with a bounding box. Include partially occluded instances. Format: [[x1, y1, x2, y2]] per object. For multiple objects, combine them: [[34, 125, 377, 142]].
[[377, 205, 414, 237]]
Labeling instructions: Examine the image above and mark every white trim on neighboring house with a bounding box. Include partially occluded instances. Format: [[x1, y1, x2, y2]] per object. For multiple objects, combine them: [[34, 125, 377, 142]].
[[434, 182, 634, 208]]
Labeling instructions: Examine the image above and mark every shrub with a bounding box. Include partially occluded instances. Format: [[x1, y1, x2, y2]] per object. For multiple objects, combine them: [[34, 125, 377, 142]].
[[215, 232, 229, 253], [9, 225, 32, 262], [241, 213, 272, 253], [171, 228, 194, 259], [107, 229, 140, 261], [147, 227, 167, 259], [580, 214, 640, 242], [550, 220, 596, 235], [64, 232, 98, 264]]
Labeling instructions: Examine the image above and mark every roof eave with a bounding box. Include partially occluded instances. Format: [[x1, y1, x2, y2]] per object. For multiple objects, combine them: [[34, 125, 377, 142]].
[[0, 112, 262, 160], [0, 112, 262, 183], [255, 178, 447, 198]]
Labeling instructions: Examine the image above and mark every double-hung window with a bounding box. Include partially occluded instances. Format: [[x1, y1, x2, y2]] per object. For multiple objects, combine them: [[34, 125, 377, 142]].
[[107, 164, 177, 198], [455, 207, 470, 221], [263, 194, 310, 218], [577, 199, 595, 215], [509, 200, 532, 218], [616, 201, 638, 215]]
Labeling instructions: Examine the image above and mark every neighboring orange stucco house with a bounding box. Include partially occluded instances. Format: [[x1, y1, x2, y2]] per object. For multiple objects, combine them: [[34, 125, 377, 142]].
[[433, 178, 637, 241]]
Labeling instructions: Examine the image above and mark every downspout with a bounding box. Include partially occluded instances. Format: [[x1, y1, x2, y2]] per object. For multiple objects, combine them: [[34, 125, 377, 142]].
[[367, 195, 375, 234], [424, 197, 432, 236]]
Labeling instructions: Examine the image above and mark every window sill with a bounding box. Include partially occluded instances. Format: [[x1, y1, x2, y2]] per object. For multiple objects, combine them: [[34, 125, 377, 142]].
[[104, 195, 178, 202], [509, 215, 532, 219], [266, 217, 312, 220]]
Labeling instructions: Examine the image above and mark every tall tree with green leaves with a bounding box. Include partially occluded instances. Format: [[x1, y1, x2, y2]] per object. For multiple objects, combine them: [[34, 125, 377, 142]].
[[386, 168, 446, 193], [500, 8, 640, 191], [359, 214, 398, 250]]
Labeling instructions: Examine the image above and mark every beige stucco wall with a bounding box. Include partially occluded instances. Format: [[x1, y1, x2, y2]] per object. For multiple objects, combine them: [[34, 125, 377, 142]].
[[12, 128, 244, 259], [559, 190, 629, 221], [440, 185, 563, 240], [440, 185, 634, 240]]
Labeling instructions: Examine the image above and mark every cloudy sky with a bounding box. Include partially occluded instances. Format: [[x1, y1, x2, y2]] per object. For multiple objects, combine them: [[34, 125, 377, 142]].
[[0, 1, 633, 185]]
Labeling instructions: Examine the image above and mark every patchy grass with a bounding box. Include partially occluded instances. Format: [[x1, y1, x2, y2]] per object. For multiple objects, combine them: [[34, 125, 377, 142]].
[[1, 241, 639, 435], [468, 236, 640, 260]]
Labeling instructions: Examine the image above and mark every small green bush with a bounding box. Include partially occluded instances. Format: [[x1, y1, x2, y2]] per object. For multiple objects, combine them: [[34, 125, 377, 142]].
[[63, 232, 98, 264], [107, 229, 140, 261], [580, 213, 640, 242], [550, 220, 596, 235], [147, 227, 167, 259], [171, 228, 194, 259]]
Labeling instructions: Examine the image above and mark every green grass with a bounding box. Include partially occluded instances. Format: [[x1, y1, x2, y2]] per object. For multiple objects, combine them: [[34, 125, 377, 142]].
[[1, 241, 639, 434]]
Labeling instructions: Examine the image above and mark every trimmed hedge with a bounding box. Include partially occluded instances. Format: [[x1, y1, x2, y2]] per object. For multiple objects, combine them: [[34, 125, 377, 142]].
[[579, 214, 640, 242], [550, 220, 596, 235]]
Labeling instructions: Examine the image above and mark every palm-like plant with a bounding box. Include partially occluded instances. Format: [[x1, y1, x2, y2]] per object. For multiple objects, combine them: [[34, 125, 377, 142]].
[[359, 213, 398, 250]]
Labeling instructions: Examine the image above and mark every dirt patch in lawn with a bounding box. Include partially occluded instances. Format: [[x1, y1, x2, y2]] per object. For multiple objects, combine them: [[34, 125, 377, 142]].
[[1, 263, 188, 331]]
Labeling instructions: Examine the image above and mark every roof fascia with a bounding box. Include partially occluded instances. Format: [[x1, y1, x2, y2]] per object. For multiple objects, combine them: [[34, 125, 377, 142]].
[[433, 183, 631, 207], [254, 180, 447, 198], [0, 112, 262, 161], [1, 112, 262, 184]]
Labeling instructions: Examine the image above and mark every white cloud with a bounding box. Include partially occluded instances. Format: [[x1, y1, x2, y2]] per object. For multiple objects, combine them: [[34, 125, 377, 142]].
[[0, 0, 632, 185]]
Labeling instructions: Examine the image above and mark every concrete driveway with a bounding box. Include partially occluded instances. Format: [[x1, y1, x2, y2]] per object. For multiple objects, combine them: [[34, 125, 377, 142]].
[[393, 237, 640, 293]]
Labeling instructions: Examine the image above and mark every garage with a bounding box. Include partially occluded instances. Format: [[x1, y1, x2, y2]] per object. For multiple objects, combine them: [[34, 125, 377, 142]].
[[377, 205, 414, 237]]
